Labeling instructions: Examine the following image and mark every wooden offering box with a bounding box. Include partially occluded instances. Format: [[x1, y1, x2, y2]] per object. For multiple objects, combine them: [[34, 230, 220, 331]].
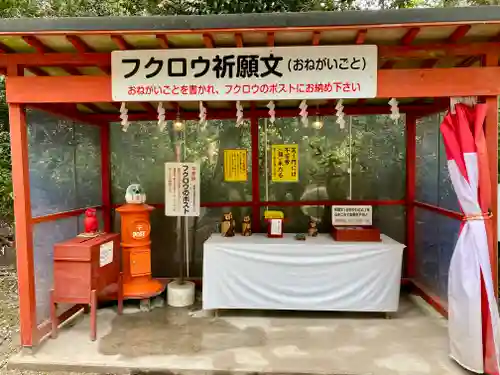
[[51, 233, 123, 341], [332, 226, 381, 242]]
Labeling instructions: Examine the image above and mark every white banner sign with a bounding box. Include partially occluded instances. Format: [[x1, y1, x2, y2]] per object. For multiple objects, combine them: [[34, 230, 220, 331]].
[[111, 45, 377, 102], [332, 205, 373, 226], [165, 162, 200, 217]]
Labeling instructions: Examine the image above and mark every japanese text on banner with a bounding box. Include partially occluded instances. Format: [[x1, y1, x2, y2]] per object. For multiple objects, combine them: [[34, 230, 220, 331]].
[[165, 162, 200, 217], [224, 149, 248, 182], [271, 144, 298, 182], [111, 45, 377, 101]]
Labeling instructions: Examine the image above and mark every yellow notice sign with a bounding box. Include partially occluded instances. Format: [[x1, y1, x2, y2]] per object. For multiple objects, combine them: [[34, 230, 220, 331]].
[[223, 149, 248, 182], [271, 144, 299, 182]]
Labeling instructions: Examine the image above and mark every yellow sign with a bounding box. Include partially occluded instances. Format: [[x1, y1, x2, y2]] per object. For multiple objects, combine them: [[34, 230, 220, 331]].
[[271, 144, 299, 182], [223, 149, 248, 182]]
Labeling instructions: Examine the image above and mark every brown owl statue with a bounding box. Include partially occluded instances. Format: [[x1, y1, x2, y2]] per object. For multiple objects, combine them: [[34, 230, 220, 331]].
[[241, 215, 252, 236], [308, 219, 318, 237], [221, 212, 235, 237]]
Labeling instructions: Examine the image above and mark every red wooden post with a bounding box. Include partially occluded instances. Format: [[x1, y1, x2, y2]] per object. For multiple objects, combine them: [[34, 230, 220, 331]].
[[250, 106, 261, 232], [485, 51, 498, 296], [9, 102, 37, 346], [405, 114, 417, 278], [485, 96, 498, 296], [100, 123, 111, 232]]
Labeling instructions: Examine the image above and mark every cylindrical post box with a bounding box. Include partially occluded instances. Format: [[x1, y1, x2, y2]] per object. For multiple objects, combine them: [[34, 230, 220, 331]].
[[116, 203, 164, 299]]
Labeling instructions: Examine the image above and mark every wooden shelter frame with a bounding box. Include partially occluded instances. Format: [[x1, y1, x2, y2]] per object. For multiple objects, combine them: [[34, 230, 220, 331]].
[[0, 7, 499, 349]]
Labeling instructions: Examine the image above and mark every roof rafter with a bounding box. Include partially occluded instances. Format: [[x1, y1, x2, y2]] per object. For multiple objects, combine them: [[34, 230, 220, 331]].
[[312, 31, 321, 46], [156, 34, 169, 49], [235, 33, 244, 48], [267, 32, 275, 47], [420, 24, 471, 68], [381, 27, 420, 69], [203, 33, 214, 48], [22, 36, 53, 53], [355, 29, 367, 44], [110, 35, 132, 50], [66, 35, 91, 53]]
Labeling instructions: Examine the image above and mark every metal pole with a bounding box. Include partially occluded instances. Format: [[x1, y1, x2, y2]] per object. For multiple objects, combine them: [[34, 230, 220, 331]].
[[264, 118, 269, 210], [183, 127, 190, 278], [348, 116, 353, 200], [175, 130, 184, 283]]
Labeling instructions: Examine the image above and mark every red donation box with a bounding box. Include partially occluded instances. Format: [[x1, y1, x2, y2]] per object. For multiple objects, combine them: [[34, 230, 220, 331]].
[[116, 203, 164, 299], [51, 233, 123, 341], [330, 205, 381, 242]]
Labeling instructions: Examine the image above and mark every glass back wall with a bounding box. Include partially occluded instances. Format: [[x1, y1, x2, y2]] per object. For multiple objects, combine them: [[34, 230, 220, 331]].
[[110, 114, 406, 277], [415, 112, 461, 304], [110, 120, 251, 277], [27, 109, 102, 324]]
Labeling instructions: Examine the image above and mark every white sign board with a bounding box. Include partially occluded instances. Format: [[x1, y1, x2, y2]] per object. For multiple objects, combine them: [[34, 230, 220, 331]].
[[332, 205, 373, 226], [99, 241, 114, 267], [165, 162, 200, 217], [111, 45, 378, 102]]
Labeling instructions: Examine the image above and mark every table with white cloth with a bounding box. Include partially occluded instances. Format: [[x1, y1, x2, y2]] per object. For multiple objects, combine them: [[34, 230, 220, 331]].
[[202, 233, 405, 312]]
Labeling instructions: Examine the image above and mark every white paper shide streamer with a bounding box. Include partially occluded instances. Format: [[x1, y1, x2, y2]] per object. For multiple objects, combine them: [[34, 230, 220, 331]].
[[450, 96, 477, 114], [335, 99, 345, 129], [157, 102, 167, 132], [120, 102, 129, 132], [267, 100, 276, 124], [236, 101, 244, 127], [299, 100, 308, 127], [389, 98, 400, 122], [199, 101, 207, 128]]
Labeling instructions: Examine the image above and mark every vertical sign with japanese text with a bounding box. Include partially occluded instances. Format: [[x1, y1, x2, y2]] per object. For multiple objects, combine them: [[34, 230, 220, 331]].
[[165, 162, 200, 217], [223, 149, 248, 182], [111, 45, 378, 101], [271, 144, 299, 182]]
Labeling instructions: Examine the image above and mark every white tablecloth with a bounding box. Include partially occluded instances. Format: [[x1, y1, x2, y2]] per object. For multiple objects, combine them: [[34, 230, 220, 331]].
[[202, 233, 405, 312]]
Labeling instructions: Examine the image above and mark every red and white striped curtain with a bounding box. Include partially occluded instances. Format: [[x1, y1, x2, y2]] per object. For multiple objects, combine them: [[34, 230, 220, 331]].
[[439, 103, 500, 374]]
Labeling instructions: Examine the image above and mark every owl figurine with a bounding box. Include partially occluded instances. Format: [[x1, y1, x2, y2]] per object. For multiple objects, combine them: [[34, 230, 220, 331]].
[[241, 215, 252, 236], [84, 208, 99, 233], [125, 184, 146, 204], [221, 212, 235, 237]]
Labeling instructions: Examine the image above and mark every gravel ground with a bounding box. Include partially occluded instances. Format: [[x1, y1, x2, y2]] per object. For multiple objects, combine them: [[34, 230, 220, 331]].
[[0, 265, 104, 375]]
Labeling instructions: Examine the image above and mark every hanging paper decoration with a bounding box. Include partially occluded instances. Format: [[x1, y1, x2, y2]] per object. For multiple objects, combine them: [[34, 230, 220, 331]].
[[299, 100, 308, 127], [157, 102, 167, 132], [388, 98, 400, 122], [335, 99, 345, 129], [236, 101, 244, 127], [450, 96, 477, 113], [199, 101, 207, 128], [119, 102, 129, 132], [267, 100, 276, 124]]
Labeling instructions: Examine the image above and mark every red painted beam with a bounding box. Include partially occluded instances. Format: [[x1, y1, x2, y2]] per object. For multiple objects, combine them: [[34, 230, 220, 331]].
[[1, 43, 497, 70], [414, 201, 463, 220]]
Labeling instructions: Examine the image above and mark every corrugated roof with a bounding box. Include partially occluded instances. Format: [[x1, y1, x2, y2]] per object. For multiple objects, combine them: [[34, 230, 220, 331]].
[[1, 6, 500, 34]]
